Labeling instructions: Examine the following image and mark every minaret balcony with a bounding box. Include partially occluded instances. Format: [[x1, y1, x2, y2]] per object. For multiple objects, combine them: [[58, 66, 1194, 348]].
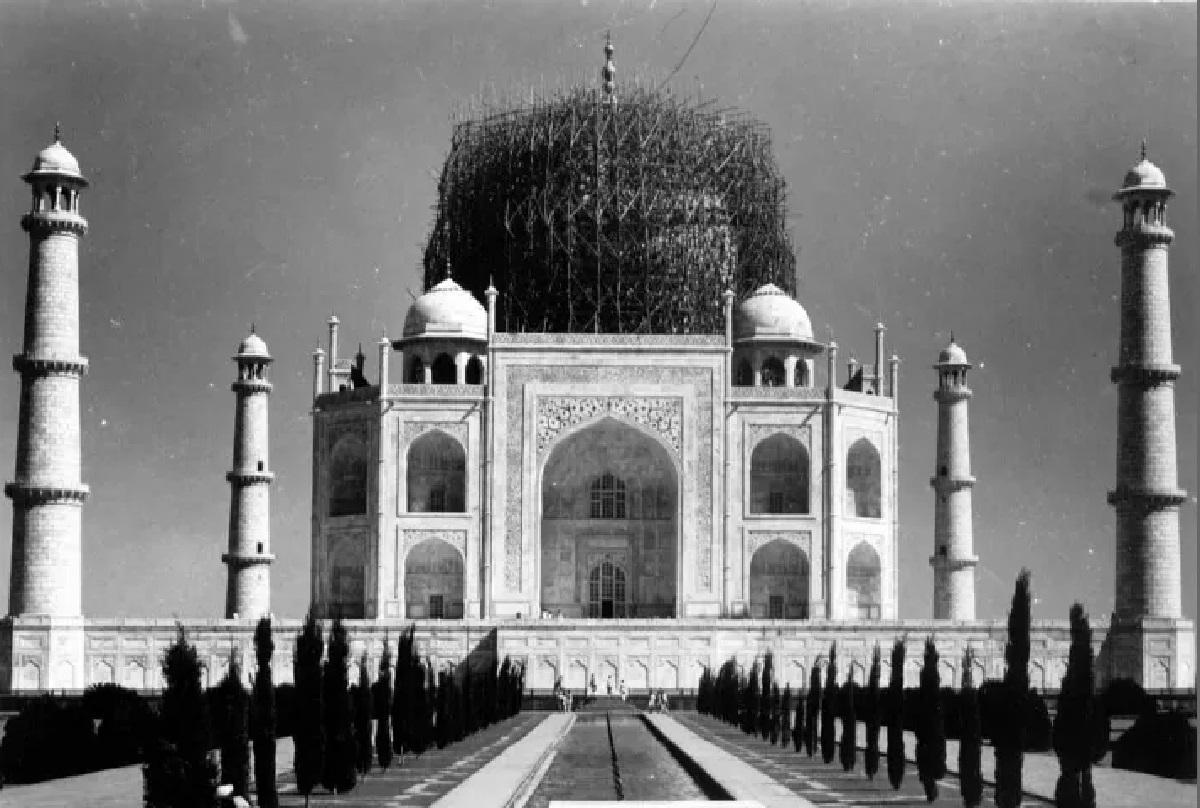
[[932, 387, 972, 403], [20, 210, 88, 235], [221, 551, 276, 567], [929, 553, 979, 571], [226, 470, 275, 485], [4, 482, 90, 505], [1107, 487, 1189, 510], [13, 355, 89, 377], [1110, 364, 1181, 385], [1115, 224, 1174, 249], [231, 379, 273, 394], [930, 475, 975, 493]]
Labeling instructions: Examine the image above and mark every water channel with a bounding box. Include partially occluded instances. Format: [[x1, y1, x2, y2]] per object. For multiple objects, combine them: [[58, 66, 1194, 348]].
[[525, 709, 731, 805]]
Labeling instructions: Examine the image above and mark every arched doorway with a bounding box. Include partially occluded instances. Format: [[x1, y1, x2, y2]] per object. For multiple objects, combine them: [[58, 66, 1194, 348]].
[[405, 539, 464, 619], [748, 539, 810, 619], [540, 417, 678, 618], [588, 560, 628, 618]]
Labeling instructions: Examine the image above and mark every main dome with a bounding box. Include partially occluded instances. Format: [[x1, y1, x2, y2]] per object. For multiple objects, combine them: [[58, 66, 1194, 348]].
[[422, 83, 796, 335], [402, 278, 487, 341]]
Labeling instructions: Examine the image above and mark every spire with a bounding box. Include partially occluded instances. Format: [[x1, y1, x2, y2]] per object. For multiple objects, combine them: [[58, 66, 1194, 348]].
[[53, 121, 62, 144], [602, 32, 616, 106], [1140, 138, 1147, 162], [250, 322, 256, 335]]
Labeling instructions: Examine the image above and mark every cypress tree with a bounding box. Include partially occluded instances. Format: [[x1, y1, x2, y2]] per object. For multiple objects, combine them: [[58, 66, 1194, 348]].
[[959, 648, 984, 808], [293, 613, 324, 806], [792, 685, 805, 753], [462, 664, 475, 737], [916, 638, 946, 802], [744, 660, 760, 735], [252, 617, 278, 808], [995, 569, 1031, 808], [821, 644, 838, 764], [436, 670, 450, 748], [805, 665, 821, 757], [865, 644, 882, 780], [840, 668, 857, 772], [886, 639, 906, 790], [779, 686, 792, 749], [218, 654, 251, 800], [143, 625, 219, 808], [375, 640, 393, 771], [770, 684, 782, 745], [321, 618, 357, 794], [354, 653, 373, 774], [1053, 604, 1102, 808], [759, 653, 774, 740]]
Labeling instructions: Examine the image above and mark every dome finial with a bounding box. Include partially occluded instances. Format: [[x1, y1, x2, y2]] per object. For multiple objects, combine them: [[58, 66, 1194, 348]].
[[602, 32, 616, 105], [1140, 138, 1147, 162], [54, 121, 62, 143], [950, 330, 955, 344], [250, 322, 256, 335]]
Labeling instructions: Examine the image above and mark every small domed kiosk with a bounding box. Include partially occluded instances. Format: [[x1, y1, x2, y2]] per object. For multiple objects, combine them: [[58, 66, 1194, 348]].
[[397, 278, 488, 384], [731, 283, 824, 387]]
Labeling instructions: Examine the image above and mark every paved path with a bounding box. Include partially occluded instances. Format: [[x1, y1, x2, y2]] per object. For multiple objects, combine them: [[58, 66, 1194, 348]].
[[646, 714, 814, 807], [674, 712, 1045, 808]]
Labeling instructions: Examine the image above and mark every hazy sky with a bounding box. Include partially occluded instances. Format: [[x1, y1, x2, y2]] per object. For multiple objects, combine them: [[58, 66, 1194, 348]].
[[0, 0, 1194, 622]]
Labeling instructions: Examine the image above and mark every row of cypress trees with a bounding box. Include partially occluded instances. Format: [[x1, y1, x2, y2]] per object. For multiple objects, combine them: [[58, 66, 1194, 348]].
[[143, 617, 525, 808], [697, 569, 1108, 808]]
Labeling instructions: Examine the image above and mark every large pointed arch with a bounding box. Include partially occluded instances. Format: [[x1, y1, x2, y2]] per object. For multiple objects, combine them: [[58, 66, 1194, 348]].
[[750, 433, 810, 514], [329, 435, 369, 517], [404, 537, 464, 619], [846, 438, 882, 519], [845, 541, 882, 619], [406, 430, 466, 513], [539, 416, 678, 618]]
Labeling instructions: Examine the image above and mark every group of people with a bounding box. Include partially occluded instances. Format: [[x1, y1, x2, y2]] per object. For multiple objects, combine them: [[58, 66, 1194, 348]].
[[552, 676, 669, 712]]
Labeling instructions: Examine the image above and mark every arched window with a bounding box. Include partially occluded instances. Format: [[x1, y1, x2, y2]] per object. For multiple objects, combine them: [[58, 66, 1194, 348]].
[[407, 431, 466, 513], [736, 359, 753, 387], [431, 353, 456, 384], [329, 436, 369, 517], [465, 356, 483, 385], [846, 542, 882, 619], [750, 434, 810, 514], [761, 356, 785, 387], [846, 438, 882, 519], [794, 360, 809, 387], [589, 472, 626, 519], [408, 356, 425, 384]]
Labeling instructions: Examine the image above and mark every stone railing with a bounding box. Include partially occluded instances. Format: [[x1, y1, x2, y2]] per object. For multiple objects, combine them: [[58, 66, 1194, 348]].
[[728, 386, 825, 401], [384, 383, 485, 399], [491, 333, 727, 348]]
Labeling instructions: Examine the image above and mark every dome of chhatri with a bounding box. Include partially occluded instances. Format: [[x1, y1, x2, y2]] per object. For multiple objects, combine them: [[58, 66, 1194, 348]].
[[402, 277, 488, 341], [24, 126, 86, 184], [733, 283, 814, 344], [236, 328, 270, 358], [937, 337, 969, 366], [1115, 143, 1170, 197]]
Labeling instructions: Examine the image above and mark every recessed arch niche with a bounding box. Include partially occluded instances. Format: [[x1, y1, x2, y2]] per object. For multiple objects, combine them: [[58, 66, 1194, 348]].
[[540, 417, 678, 618], [748, 539, 810, 619], [404, 538, 464, 619]]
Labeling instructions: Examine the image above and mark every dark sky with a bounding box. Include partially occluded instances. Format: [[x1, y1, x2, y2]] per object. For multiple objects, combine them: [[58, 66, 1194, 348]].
[[0, 0, 1194, 622]]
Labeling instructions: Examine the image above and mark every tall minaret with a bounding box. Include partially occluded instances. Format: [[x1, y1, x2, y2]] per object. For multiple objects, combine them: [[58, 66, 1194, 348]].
[[930, 336, 977, 620], [1108, 145, 1187, 621], [5, 127, 90, 617], [222, 328, 275, 619]]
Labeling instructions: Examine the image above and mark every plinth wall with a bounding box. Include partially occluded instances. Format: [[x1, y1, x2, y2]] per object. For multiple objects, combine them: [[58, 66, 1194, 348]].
[[0, 616, 1192, 693]]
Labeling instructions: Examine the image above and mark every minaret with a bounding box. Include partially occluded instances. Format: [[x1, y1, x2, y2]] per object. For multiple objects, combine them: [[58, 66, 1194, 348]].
[[930, 335, 978, 620], [222, 327, 275, 619], [5, 127, 90, 617], [1108, 144, 1187, 620]]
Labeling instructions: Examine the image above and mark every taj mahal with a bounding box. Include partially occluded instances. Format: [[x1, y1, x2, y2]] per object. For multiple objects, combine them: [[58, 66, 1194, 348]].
[[0, 45, 1193, 696]]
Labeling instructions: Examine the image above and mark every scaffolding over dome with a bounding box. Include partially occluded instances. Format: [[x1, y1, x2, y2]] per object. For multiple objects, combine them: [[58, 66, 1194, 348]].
[[422, 79, 797, 335]]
